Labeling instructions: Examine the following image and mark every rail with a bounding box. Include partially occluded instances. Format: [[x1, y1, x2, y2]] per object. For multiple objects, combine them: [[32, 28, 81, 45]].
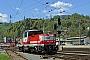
[[4, 48, 28, 60]]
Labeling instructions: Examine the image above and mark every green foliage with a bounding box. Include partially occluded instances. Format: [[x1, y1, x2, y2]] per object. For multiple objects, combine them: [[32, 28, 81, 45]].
[[0, 54, 10, 60], [0, 23, 10, 39], [1, 13, 90, 39]]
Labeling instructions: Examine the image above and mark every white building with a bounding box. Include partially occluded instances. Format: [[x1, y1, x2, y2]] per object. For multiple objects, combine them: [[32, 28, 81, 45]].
[[56, 36, 87, 45]]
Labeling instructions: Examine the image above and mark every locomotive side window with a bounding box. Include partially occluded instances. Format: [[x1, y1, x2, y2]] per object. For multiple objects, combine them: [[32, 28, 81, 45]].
[[45, 36, 54, 40], [40, 36, 54, 40], [24, 32, 27, 37], [45, 36, 50, 39]]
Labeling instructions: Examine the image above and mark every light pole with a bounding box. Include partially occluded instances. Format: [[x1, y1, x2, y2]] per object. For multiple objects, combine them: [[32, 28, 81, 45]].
[[79, 22, 81, 45]]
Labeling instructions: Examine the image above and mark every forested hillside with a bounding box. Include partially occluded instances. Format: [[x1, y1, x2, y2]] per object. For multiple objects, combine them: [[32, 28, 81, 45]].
[[2, 13, 90, 39], [0, 23, 10, 40]]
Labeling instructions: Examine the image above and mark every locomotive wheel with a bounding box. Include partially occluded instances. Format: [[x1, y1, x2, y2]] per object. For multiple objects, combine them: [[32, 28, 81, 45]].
[[19, 47, 23, 52], [22, 46, 24, 52], [19, 46, 28, 52], [28, 48, 31, 53], [19, 47, 21, 51]]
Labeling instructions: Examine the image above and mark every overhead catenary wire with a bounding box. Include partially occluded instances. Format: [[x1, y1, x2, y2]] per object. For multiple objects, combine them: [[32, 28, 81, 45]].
[[21, 2, 37, 12], [14, 0, 18, 10], [19, 0, 24, 8], [14, 0, 62, 18], [19, 0, 51, 18], [32, 0, 73, 17], [70, 1, 90, 10], [45, 0, 90, 15], [18, 0, 51, 14], [19, 0, 48, 14], [4, 0, 23, 21], [33, 0, 59, 18], [4, 0, 16, 23], [34, 0, 57, 9], [5, 0, 90, 21], [21, 0, 90, 19], [4, 0, 15, 12], [24, 0, 74, 18], [66, 0, 72, 3], [70, 0, 81, 4], [14, 0, 24, 18], [19, 0, 64, 15]]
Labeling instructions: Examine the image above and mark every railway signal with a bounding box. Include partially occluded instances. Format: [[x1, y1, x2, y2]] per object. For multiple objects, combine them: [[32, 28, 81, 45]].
[[57, 31, 61, 34], [54, 34, 56, 37], [54, 23, 57, 30], [58, 17, 61, 25], [57, 17, 62, 47]]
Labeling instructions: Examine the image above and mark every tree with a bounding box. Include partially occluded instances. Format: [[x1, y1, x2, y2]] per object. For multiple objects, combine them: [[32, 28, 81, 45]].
[[2, 13, 90, 39]]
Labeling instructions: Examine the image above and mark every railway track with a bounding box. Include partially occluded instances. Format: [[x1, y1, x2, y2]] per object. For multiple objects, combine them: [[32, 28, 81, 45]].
[[39, 51, 90, 60], [4, 48, 28, 60], [3, 47, 90, 60]]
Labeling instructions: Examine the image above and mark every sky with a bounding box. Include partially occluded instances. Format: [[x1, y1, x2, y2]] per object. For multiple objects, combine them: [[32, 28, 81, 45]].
[[0, 0, 90, 23]]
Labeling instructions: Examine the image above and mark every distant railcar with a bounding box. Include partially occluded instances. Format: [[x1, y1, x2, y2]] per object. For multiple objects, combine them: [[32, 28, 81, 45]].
[[0, 42, 15, 47]]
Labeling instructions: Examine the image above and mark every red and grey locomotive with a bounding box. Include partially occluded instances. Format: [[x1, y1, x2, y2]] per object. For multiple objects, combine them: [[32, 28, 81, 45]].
[[18, 29, 58, 53]]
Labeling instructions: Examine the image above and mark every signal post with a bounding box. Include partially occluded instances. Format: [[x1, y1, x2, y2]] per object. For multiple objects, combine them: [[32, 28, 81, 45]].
[[53, 17, 62, 51], [57, 17, 63, 51]]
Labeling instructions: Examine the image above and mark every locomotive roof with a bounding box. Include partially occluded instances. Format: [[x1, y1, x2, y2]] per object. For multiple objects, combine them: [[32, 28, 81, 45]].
[[24, 29, 43, 32], [39, 34, 53, 36]]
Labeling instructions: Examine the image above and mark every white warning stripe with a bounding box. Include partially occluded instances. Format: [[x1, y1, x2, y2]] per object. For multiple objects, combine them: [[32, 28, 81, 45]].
[[30, 41, 41, 43]]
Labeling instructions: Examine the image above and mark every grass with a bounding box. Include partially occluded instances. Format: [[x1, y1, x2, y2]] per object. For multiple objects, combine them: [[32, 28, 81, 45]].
[[0, 54, 10, 60]]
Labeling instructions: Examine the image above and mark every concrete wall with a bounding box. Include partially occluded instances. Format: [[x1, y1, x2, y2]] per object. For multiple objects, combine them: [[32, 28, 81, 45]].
[[84, 37, 90, 44]]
